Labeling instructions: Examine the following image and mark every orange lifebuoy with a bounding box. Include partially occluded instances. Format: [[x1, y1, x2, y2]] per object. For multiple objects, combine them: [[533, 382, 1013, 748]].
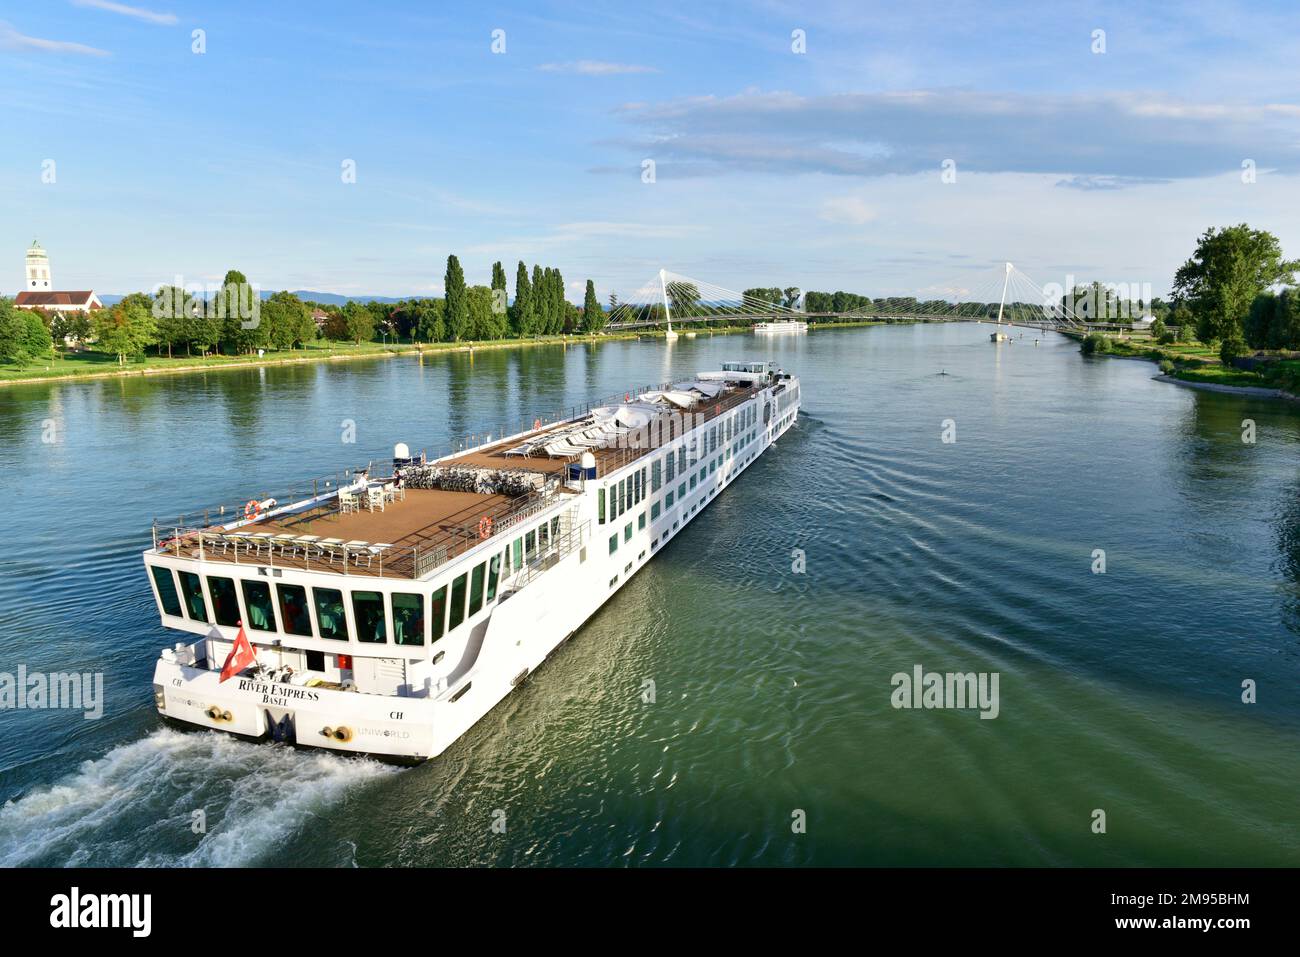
[[478, 515, 493, 539], [244, 499, 261, 521], [533, 418, 542, 430]]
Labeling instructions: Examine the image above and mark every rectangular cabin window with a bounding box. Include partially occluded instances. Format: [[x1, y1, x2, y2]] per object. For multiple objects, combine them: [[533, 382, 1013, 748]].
[[430, 585, 448, 642], [313, 587, 349, 641], [207, 576, 241, 627], [551, 516, 560, 539], [651, 502, 661, 520], [448, 573, 468, 631], [178, 571, 208, 622], [306, 649, 325, 672], [666, 490, 674, 507], [353, 590, 387, 643], [525, 529, 536, 558], [638, 513, 646, 531], [678, 482, 686, 498], [666, 452, 676, 481], [677, 448, 686, 473], [276, 583, 313, 637], [391, 592, 425, 646], [468, 563, 486, 616], [242, 580, 278, 633], [512, 537, 523, 570], [538, 522, 549, 550], [618, 481, 625, 516], [690, 475, 697, 490], [624, 522, 632, 543], [598, 488, 606, 524], [651, 458, 661, 492], [609, 534, 618, 555], [487, 553, 502, 602], [151, 566, 183, 617]]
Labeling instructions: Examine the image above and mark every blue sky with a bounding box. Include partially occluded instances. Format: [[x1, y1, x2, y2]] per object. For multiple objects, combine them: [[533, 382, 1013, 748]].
[[2, 0, 1298, 301]]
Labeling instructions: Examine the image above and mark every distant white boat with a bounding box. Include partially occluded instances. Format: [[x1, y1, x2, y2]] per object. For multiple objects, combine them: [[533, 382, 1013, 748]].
[[754, 320, 808, 335]]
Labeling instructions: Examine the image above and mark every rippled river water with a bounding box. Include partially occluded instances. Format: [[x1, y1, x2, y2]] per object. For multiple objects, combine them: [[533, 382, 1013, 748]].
[[1, 323, 1297, 866]]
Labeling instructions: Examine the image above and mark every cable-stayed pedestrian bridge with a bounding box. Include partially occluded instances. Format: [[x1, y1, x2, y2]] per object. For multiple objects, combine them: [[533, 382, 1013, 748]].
[[605, 264, 1091, 334]]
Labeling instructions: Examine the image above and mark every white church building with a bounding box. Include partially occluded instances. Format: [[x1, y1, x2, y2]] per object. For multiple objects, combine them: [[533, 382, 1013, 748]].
[[14, 241, 102, 315]]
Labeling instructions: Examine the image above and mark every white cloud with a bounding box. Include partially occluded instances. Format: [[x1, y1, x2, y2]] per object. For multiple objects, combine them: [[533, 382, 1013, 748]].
[[0, 21, 109, 55], [539, 60, 658, 76], [613, 88, 1300, 183], [71, 0, 178, 26], [819, 196, 877, 225]]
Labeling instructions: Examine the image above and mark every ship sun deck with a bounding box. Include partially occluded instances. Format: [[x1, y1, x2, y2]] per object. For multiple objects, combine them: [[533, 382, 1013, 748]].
[[155, 378, 759, 580]]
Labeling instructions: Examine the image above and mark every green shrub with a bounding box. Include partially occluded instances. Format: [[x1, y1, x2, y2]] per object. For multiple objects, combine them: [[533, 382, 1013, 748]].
[[1156, 332, 1176, 345], [1219, 336, 1249, 365], [1158, 359, 1175, 375], [1081, 332, 1110, 355]]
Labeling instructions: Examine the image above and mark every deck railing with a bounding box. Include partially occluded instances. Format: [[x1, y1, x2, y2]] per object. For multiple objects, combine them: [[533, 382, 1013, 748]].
[[151, 483, 571, 581]]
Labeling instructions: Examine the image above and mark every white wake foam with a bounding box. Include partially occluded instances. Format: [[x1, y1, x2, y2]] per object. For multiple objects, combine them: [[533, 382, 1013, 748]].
[[0, 729, 395, 867]]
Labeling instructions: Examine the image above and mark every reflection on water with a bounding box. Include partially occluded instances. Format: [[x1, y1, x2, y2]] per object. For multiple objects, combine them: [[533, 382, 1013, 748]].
[[0, 326, 1298, 866]]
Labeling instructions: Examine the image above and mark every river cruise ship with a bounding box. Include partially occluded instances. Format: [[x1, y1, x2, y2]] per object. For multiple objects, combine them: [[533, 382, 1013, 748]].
[[145, 361, 802, 760], [754, 319, 808, 334]]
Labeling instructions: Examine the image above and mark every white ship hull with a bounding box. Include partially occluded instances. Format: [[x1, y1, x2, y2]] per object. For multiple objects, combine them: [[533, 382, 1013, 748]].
[[754, 320, 808, 334], [148, 364, 802, 761]]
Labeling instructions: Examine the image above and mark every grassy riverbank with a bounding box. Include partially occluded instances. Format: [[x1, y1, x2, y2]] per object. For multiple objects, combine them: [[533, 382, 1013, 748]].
[[0, 319, 891, 387], [0, 331, 646, 387], [1069, 331, 1300, 393]]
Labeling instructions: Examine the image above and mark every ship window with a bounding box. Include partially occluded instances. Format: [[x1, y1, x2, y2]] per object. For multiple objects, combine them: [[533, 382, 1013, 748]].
[[353, 590, 387, 643], [677, 448, 686, 473], [276, 583, 313, 637], [178, 571, 208, 622], [306, 649, 325, 672], [638, 513, 646, 530], [512, 537, 523, 570], [525, 529, 536, 557], [651, 502, 661, 520], [207, 576, 241, 627], [487, 552, 502, 601], [448, 573, 468, 631], [678, 482, 685, 498], [392, 592, 424, 646], [598, 488, 606, 524], [551, 516, 560, 539], [242, 580, 278, 632], [624, 522, 632, 543], [430, 585, 448, 642], [151, 566, 183, 617], [538, 522, 549, 549], [618, 481, 625, 515], [651, 459, 661, 492], [468, 563, 486, 616], [313, 587, 348, 640], [609, 534, 618, 555], [666, 452, 676, 481], [666, 491, 674, 507]]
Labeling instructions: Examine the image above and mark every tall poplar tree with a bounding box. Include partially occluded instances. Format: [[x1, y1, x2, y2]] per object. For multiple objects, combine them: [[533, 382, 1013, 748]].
[[583, 279, 603, 333], [444, 254, 468, 341], [512, 261, 533, 337]]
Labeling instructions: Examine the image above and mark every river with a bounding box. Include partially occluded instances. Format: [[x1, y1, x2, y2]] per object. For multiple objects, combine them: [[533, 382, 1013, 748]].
[[0, 323, 1297, 866]]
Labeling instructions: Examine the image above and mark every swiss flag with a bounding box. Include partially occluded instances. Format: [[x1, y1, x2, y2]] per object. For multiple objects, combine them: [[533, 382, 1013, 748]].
[[219, 622, 257, 682]]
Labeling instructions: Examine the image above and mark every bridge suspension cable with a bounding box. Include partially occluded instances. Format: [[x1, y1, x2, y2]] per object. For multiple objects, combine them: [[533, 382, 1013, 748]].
[[606, 269, 809, 330]]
